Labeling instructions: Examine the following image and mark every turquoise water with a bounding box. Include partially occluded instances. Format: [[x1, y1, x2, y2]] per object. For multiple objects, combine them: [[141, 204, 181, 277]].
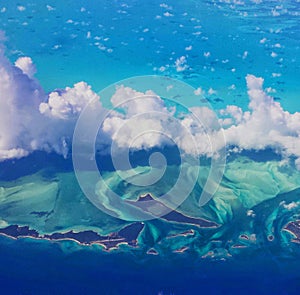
[[2, 0, 300, 110], [0, 0, 300, 294]]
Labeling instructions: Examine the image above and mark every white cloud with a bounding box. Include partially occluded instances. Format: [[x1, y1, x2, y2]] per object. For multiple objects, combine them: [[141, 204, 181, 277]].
[[272, 72, 281, 77], [0, 45, 101, 160], [221, 75, 300, 164], [103, 115, 170, 150], [46, 5, 55, 11], [271, 52, 278, 58], [15, 57, 36, 78], [159, 3, 172, 9], [110, 85, 168, 116], [271, 9, 280, 17], [296, 158, 300, 170], [242, 51, 248, 59], [0, 148, 29, 160], [17, 5, 26, 11], [220, 105, 243, 124], [260, 38, 267, 44], [163, 12, 173, 17], [265, 87, 276, 93], [246, 210, 255, 217], [0, 48, 44, 156], [194, 87, 204, 96], [101, 86, 174, 150], [1, 41, 300, 168], [175, 56, 188, 72], [40, 82, 99, 120], [208, 87, 217, 95], [281, 201, 299, 210]]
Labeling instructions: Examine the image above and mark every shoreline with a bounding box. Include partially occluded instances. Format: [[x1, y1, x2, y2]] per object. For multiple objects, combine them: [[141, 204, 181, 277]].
[[0, 223, 144, 251], [131, 193, 219, 228]]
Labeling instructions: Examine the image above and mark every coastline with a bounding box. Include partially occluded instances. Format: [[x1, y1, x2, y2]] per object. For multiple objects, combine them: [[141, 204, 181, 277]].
[[132, 193, 219, 228], [0, 223, 144, 251]]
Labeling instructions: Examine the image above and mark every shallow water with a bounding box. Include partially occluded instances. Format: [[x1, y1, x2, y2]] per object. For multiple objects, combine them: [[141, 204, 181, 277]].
[[1, 0, 300, 110]]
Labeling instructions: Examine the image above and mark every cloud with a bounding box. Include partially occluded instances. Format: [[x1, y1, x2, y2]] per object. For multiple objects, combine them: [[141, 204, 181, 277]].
[[0, 40, 300, 168], [175, 56, 188, 72], [102, 75, 300, 163], [0, 47, 45, 158], [17, 5, 26, 12], [281, 201, 299, 211], [296, 158, 300, 170], [110, 85, 168, 116], [15, 57, 36, 78], [40, 82, 100, 120], [221, 74, 300, 163], [194, 87, 204, 96], [0, 44, 101, 160], [102, 86, 174, 150]]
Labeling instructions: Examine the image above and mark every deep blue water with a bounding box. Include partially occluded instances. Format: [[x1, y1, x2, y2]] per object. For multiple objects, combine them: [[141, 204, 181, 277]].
[[1, 235, 300, 295]]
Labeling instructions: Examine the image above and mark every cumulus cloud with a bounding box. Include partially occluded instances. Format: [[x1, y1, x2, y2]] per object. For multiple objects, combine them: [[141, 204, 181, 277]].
[[281, 201, 299, 210], [102, 86, 175, 150], [175, 56, 188, 72], [110, 85, 168, 116], [0, 47, 45, 159], [0, 40, 300, 167], [101, 87, 221, 156], [0, 44, 101, 160], [194, 87, 204, 96], [40, 82, 99, 120], [221, 74, 300, 163], [15, 57, 36, 78], [101, 75, 300, 164], [220, 105, 243, 124]]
